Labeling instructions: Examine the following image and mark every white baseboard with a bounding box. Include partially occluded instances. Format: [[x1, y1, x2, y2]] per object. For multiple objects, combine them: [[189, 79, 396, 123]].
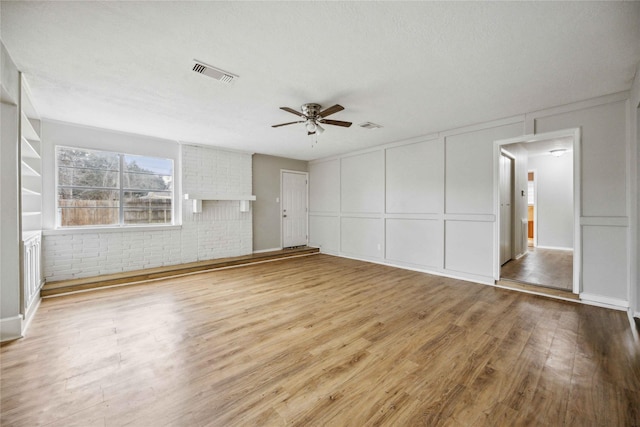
[[328, 252, 495, 287], [22, 296, 42, 337], [535, 245, 573, 251], [579, 293, 629, 311], [253, 247, 282, 254], [627, 309, 639, 343], [1, 315, 23, 342], [514, 251, 528, 260]]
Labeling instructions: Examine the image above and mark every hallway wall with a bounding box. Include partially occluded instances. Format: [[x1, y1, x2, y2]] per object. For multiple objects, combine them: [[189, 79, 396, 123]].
[[528, 153, 573, 249]]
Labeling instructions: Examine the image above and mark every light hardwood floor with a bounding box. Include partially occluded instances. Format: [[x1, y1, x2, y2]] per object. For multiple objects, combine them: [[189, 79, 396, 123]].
[[1, 255, 638, 426], [501, 247, 573, 291]]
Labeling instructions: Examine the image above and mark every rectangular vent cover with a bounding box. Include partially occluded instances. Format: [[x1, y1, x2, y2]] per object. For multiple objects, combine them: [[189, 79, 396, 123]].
[[192, 60, 238, 84], [359, 122, 383, 129]]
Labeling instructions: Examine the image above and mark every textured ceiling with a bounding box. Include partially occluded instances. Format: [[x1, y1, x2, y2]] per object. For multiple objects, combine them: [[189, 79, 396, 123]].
[[1, 1, 639, 161]]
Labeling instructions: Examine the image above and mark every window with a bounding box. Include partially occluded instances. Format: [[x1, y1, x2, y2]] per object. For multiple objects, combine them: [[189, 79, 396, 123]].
[[56, 146, 173, 227]]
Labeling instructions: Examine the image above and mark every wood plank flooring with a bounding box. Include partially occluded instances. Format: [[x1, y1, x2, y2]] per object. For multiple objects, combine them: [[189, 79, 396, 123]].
[[2, 254, 638, 426], [41, 247, 319, 297], [501, 247, 573, 291]]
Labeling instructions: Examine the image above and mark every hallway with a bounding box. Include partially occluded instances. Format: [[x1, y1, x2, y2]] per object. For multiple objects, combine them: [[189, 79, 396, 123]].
[[501, 247, 573, 291]]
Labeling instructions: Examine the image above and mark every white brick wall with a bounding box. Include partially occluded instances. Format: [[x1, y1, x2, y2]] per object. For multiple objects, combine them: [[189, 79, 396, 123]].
[[43, 145, 253, 282]]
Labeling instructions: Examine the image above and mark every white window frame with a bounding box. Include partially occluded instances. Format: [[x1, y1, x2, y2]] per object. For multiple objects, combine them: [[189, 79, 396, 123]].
[[55, 145, 175, 229]]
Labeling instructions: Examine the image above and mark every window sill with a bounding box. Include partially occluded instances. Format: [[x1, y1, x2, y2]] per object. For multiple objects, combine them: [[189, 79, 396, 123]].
[[43, 224, 182, 236]]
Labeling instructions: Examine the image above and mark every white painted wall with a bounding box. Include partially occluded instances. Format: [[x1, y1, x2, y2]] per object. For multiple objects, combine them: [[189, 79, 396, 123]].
[[533, 96, 628, 305], [1, 42, 22, 341], [40, 121, 253, 282], [310, 93, 633, 308], [528, 153, 573, 249], [310, 120, 525, 285]]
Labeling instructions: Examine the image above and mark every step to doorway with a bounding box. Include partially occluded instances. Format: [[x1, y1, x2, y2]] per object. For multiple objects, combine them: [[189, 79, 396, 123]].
[[41, 247, 320, 298], [495, 278, 580, 302]]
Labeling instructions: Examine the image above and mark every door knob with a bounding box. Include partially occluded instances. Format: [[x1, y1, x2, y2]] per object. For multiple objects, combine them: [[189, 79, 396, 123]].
[[283, 214, 287, 218]]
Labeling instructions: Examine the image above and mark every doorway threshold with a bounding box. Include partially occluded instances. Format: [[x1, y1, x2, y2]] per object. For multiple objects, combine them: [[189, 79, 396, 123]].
[[495, 278, 579, 302]]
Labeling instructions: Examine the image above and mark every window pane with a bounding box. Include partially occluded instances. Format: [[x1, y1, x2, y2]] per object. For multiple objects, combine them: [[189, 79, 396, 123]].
[[124, 155, 172, 175], [58, 166, 119, 188], [123, 191, 172, 224], [57, 147, 119, 170], [123, 155, 173, 192], [123, 172, 172, 191], [58, 189, 120, 226]]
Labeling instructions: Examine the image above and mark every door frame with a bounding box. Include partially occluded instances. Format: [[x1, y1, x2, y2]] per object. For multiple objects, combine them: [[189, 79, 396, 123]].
[[528, 169, 538, 248], [499, 149, 516, 264], [280, 169, 309, 249], [493, 128, 581, 294]]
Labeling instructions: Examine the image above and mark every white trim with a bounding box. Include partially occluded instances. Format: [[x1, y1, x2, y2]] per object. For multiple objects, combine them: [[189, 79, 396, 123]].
[[439, 114, 525, 138], [493, 128, 581, 295], [280, 170, 309, 248], [1, 315, 23, 342], [315, 253, 635, 315], [628, 98, 638, 315], [384, 213, 440, 220], [308, 212, 339, 217], [529, 168, 538, 247], [580, 216, 629, 227], [572, 128, 582, 295], [334, 253, 495, 286], [627, 309, 639, 343], [310, 134, 439, 165], [535, 245, 574, 251], [22, 295, 41, 338], [526, 91, 629, 123], [580, 293, 629, 310], [444, 214, 495, 222], [310, 115, 524, 165], [252, 247, 282, 254], [494, 284, 580, 305]]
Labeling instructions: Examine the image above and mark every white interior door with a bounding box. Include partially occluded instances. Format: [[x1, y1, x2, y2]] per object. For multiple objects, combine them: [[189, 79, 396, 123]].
[[499, 153, 513, 265], [282, 171, 308, 248]]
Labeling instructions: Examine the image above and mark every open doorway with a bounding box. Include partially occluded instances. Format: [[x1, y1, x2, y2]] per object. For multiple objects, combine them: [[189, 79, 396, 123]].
[[494, 129, 581, 295]]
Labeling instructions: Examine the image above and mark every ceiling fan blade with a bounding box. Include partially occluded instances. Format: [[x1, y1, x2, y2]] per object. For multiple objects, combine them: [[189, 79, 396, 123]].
[[280, 107, 305, 117], [321, 119, 352, 127], [272, 121, 304, 128], [318, 104, 344, 118]]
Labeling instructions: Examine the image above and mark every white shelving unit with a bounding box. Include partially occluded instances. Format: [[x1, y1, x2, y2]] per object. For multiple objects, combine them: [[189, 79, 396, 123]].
[[19, 75, 42, 316]]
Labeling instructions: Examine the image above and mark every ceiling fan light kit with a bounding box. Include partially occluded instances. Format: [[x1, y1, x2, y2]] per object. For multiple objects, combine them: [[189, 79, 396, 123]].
[[272, 103, 352, 140]]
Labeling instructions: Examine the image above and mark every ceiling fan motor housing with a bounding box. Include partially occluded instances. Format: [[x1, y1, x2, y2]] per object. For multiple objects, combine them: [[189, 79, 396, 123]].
[[301, 103, 322, 118]]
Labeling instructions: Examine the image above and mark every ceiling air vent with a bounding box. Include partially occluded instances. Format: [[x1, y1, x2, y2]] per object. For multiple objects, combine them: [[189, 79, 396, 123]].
[[359, 122, 383, 129], [192, 60, 238, 84]]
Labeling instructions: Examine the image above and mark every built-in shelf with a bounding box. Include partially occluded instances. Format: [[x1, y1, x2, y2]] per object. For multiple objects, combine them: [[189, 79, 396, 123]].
[[183, 193, 256, 201], [183, 193, 256, 214], [20, 112, 40, 142], [22, 188, 41, 196], [21, 159, 40, 177], [20, 75, 42, 236], [21, 137, 40, 159]]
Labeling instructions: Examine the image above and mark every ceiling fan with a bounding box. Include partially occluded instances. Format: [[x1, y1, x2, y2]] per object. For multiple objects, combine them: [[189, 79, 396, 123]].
[[272, 103, 352, 135]]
